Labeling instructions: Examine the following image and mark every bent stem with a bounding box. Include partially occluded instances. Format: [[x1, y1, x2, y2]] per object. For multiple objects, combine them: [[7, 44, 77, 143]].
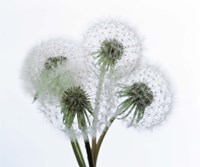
[[94, 117, 116, 166], [71, 140, 86, 167]]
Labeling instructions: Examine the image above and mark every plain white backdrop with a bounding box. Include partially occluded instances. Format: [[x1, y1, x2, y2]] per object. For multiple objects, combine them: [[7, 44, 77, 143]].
[[0, 0, 200, 166]]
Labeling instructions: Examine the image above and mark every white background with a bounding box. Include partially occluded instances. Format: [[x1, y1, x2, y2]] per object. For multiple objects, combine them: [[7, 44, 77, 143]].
[[0, 0, 200, 167]]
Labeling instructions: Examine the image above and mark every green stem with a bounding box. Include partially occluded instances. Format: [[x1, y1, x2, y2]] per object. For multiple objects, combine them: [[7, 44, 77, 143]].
[[94, 117, 116, 166], [93, 66, 116, 166], [93, 65, 107, 130], [92, 65, 107, 166], [92, 137, 97, 167], [71, 140, 86, 167], [84, 139, 94, 167]]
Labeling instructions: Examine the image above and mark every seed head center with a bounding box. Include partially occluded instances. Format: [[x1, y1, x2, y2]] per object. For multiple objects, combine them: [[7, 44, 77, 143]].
[[61, 86, 90, 112], [44, 56, 67, 70], [98, 39, 124, 68], [128, 83, 153, 109]]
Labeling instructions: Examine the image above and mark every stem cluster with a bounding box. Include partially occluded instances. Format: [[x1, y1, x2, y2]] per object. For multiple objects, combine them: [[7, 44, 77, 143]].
[[70, 65, 117, 167]]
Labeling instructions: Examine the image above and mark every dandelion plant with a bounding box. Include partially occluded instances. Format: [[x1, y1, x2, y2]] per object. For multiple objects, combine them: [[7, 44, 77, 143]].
[[21, 20, 172, 167]]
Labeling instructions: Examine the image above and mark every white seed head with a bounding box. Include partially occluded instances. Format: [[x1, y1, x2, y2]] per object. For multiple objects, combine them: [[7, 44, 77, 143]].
[[117, 66, 172, 129], [83, 20, 142, 76], [21, 38, 94, 139], [21, 38, 88, 101], [38, 85, 94, 141]]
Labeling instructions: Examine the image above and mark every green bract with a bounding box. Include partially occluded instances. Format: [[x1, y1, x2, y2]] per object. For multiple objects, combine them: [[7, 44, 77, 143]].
[[118, 82, 154, 123], [97, 39, 124, 70]]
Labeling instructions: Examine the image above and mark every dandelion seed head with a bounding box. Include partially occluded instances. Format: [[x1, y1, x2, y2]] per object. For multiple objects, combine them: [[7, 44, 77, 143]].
[[83, 20, 142, 75], [21, 38, 88, 101], [38, 85, 94, 140], [117, 66, 172, 128]]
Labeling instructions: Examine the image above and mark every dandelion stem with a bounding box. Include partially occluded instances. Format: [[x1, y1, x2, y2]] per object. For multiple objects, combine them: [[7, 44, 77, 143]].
[[84, 138, 94, 167], [92, 138, 97, 166], [94, 117, 116, 166], [92, 65, 107, 166], [71, 140, 86, 167], [93, 65, 107, 132], [92, 66, 116, 166]]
